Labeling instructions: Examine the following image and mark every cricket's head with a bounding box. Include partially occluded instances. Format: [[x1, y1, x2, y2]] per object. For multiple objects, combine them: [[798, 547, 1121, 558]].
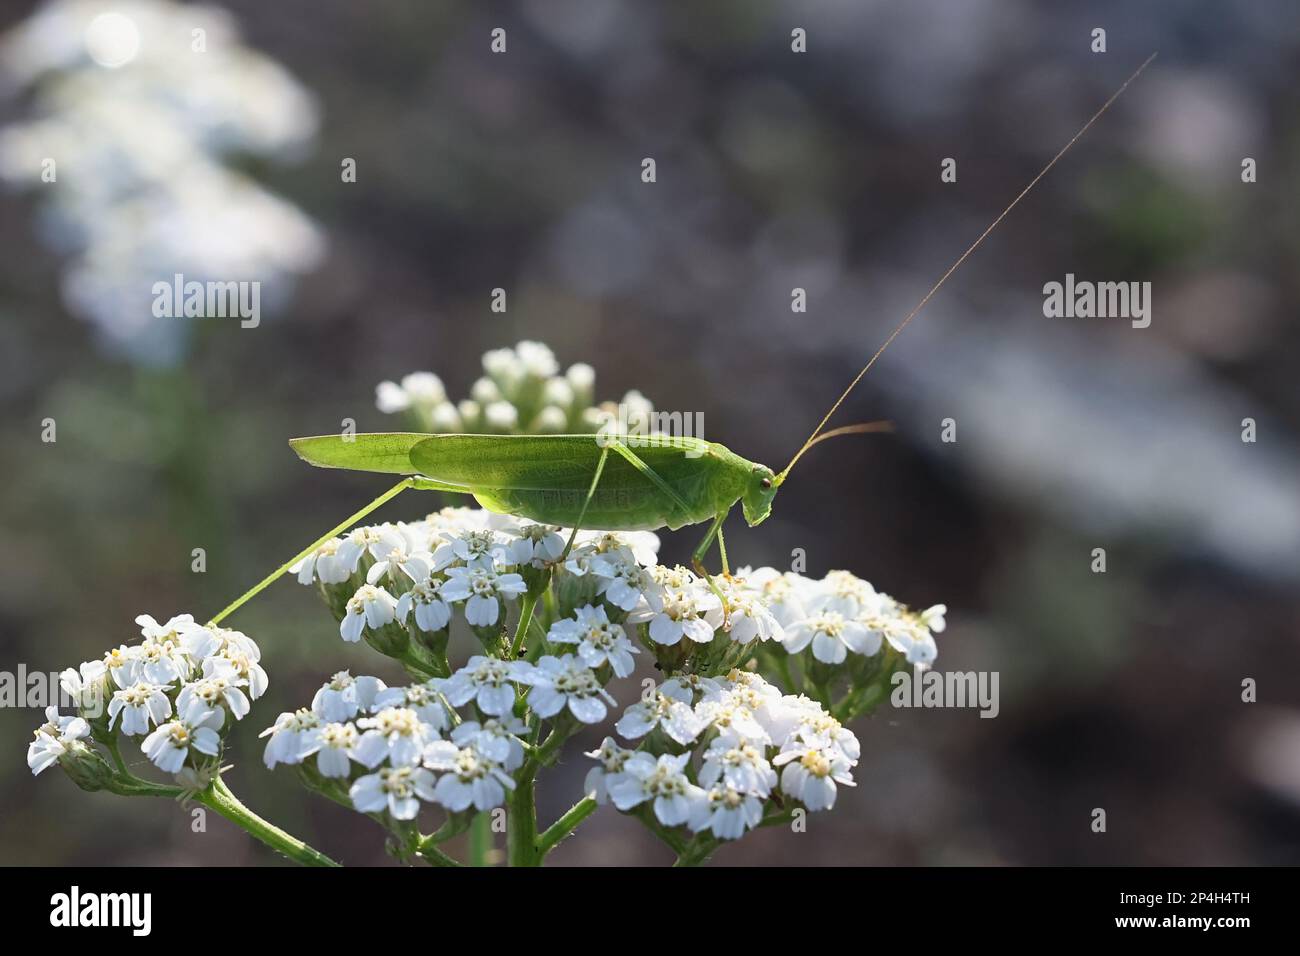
[[742, 463, 780, 527]]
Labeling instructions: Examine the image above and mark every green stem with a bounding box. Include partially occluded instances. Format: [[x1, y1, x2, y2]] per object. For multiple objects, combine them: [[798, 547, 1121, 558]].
[[637, 810, 687, 855], [105, 737, 129, 775], [759, 808, 795, 828], [209, 478, 412, 626], [416, 838, 464, 867], [673, 836, 719, 867], [532, 723, 573, 766], [537, 796, 597, 856], [509, 593, 537, 660], [200, 777, 340, 867], [507, 769, 539, 867], [774, 654, 798, 696], [467, 811, 493, 866], [106, 775, 185, 800]]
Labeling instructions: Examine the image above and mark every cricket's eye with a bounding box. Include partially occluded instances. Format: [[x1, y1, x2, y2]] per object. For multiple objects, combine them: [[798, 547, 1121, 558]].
[[759, 477, 772, 490]]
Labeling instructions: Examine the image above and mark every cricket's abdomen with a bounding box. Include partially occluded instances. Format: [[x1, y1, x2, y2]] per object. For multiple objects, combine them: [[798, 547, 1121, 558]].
[[408, 434, 751, 532], [470, 455, 728, 530], [471, 473, 718, 531]]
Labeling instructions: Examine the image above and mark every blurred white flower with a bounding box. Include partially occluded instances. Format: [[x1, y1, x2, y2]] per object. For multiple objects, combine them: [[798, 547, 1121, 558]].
[[0, 0, 324, 363]]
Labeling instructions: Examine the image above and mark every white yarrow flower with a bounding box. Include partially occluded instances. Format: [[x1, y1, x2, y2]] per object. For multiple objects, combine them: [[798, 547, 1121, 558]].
[[311, 671, 386, 722], [440, 566, 526, 627], [628, 583, 723, 646], [340, 585, 400, 643], [350, 765, 438, 820], [27, 707, 90, 776], [177, 673, 250, 726], [395, 579, 453, 633], [259, 708, 322, 768], [289, 537, 355, 585], [503, 524, 567, 567], [142, 712, 222, 774], [108, 681, 172, 736], [772, 742, 856, 811], [547, 604, 639, 677], [607, 752, 706, 826], [518, 655, 615, 724], [423, 740, 516, 812], [442, 656, 526, 717], [450, 717, 527, 771], [699, 740, 778, 796], [301, 721, 360, 778], [615, 691, 705, 746], [783, 610, 879, 664], [583, 736, 634, 805], [689, 784, 766, 840], [353, 707, 438, 768]]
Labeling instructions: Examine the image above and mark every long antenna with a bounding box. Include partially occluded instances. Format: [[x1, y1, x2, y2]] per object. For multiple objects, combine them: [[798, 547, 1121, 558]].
[[779, 52, 1158, 481]]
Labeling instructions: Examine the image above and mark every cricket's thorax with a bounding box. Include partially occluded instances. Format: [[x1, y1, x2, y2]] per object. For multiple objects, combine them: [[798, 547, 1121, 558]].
[[472, 442, 748, 532]]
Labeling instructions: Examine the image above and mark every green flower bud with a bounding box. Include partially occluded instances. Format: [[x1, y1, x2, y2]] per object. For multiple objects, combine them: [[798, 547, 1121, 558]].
[[59, 743, 116, 793]]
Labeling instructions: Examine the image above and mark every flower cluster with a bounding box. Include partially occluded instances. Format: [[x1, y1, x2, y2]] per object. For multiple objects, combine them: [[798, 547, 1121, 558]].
[[589, 669, 859, 841], [281, 503, 944, 855], [263, 654, 612, 823], [375, 339, 657, 438], [290, 506, 944, 711], [29, 613, 266, 783], [747, 567, 945, 668]]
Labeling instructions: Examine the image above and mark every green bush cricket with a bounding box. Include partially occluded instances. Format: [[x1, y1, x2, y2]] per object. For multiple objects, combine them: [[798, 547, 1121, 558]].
[[209, 54, 1155, 629]]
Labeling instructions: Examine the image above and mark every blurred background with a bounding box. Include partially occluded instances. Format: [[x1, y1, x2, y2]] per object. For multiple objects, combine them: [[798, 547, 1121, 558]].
[[1, 0, 1298, 866]]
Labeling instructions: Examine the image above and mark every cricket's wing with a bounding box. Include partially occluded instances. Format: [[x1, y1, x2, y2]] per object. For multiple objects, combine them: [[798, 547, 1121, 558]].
[[289, 433, 472, 493], [410, 433, 723, 531]]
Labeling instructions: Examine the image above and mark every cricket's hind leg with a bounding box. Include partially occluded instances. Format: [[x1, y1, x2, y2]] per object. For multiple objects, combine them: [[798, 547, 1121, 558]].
[[209, 477, 417, 627]]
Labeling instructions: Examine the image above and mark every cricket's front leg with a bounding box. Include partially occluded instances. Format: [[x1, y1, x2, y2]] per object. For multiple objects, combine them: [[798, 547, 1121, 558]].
[[559, 445, 611, 562], [692, 512, 730, 621]]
